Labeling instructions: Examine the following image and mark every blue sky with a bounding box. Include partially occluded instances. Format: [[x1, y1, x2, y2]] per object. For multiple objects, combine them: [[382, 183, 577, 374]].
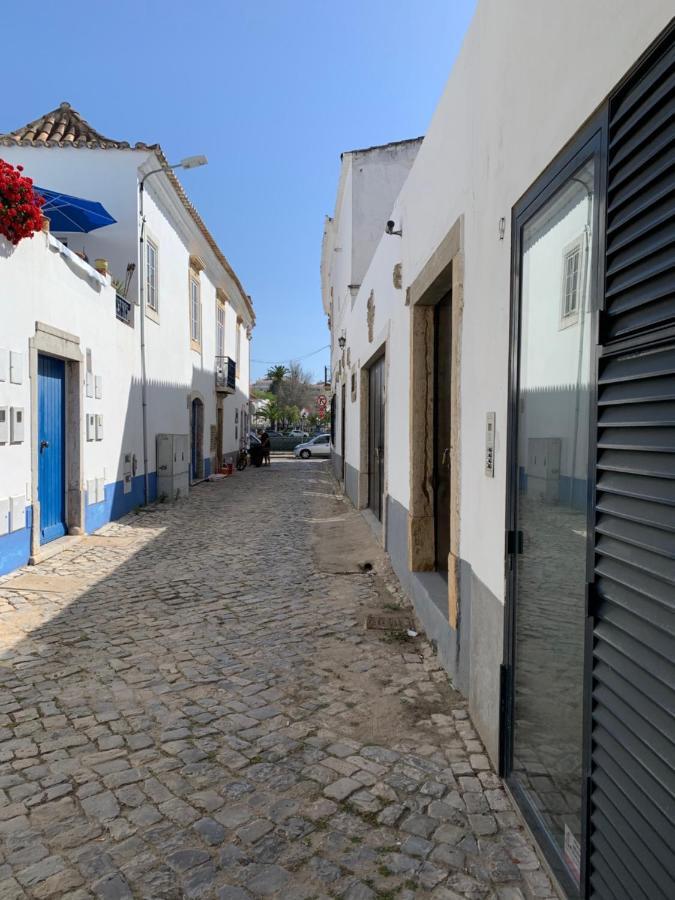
[[4, 0, 475, 381]]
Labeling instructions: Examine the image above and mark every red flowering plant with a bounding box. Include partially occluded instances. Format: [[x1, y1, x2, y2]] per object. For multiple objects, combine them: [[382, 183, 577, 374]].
[[0, 159, 45, 245]]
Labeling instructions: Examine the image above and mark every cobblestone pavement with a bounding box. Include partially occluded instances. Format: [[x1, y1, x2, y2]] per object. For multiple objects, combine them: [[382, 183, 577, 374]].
[[0, 461, 557, 900]]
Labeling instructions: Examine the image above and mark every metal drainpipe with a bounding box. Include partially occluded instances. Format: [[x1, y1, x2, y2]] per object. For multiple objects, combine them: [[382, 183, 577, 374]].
[[138, 180, 150, 506]]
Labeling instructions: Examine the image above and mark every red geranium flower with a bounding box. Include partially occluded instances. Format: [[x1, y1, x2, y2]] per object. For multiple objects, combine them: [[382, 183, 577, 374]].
[[0, 159, 45, 245]]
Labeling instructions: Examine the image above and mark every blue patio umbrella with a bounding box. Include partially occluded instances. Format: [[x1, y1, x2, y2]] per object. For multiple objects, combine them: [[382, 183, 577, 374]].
[[34, 186, 117, 233]]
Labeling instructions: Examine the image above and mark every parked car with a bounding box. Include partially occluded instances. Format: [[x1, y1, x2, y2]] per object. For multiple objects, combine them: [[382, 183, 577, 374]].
[[286, 429, 309, 439], [249, 431, 261, 445], [294, 434, 331, 459]]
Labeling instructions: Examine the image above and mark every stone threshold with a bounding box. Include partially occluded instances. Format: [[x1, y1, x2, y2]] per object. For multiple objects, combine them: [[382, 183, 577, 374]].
[[29, 533, 84, 566]]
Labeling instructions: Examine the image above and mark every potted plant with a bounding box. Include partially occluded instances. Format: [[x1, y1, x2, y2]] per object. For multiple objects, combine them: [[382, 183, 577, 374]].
[[112, 262, 136, 297]]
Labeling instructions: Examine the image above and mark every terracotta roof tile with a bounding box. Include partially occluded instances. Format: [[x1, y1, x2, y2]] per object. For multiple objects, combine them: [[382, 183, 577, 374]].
[[0, 101, 148, 149], [0, 102, 253, 322]]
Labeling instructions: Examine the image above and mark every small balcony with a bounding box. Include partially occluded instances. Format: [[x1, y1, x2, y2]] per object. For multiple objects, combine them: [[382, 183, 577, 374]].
[[215, 356, 236, 393], [116, 294, 133, 326]]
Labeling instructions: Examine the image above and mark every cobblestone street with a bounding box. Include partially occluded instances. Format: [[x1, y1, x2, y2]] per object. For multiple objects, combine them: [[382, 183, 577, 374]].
[[0, 461, 556, 900]]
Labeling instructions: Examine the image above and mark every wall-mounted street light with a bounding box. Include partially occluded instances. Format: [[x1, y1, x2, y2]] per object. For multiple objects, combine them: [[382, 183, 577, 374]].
[[177, 155, 208, 170], [338, 332, 347, 350], [385, 219, 402, 237], [138, 155, 208, 506]]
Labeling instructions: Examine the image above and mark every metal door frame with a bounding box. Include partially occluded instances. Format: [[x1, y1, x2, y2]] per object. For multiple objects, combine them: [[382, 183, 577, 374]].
[[501, 112, 607, 899], [501, 22, 675, 898], [37, 354, 67, 544], [28, 323, 84, 560]]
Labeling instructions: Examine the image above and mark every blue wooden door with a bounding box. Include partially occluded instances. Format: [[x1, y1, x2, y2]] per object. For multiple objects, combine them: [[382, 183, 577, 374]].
[[38, 355, 66, 544]]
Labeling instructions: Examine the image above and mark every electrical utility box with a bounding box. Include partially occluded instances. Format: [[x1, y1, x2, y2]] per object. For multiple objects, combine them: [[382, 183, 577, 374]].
[[10, 407, 24, 443], [526, 437, 562, 503], [156, 434, 189, 500]]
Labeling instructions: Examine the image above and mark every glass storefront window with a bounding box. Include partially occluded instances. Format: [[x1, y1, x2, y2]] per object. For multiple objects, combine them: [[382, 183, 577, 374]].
[[511, 158, 595, 889]]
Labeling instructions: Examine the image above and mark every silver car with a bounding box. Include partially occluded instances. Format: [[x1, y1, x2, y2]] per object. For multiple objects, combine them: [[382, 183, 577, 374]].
[[294, 434, 331, 459]]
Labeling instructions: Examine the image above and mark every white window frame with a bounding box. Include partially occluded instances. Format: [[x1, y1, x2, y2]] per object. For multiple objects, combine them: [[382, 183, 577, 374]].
[[190, 273, 201, 348], [216, 299, 226, 358], [235, 317, 242, 377], [145, 236, 159, 319], [559, 235, 585, 329]]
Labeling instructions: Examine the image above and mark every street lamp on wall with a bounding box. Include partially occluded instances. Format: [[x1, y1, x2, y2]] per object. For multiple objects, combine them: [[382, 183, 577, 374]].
[[338, 332, 346, 350]]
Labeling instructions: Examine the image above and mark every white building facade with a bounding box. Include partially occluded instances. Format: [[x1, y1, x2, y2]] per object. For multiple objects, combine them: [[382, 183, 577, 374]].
[[322, 5, 674, 897], [0, 103, 253, 576]]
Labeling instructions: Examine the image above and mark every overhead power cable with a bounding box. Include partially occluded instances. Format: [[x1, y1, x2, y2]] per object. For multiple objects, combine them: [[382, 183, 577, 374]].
[[251, 344, 330, 365]]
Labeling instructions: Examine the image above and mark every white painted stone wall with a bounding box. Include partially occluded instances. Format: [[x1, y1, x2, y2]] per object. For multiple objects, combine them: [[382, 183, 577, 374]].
[[0, 147, 141, 301], [325, 0, 673, 596], [0, 233, 138, 572], [350, 141, 422, 289], [322, 0, 673, 758], [0, 145, 253, 474], [393, 0, 673, 601], [139, 187, 250, 473], [0, 142, 253, 574]]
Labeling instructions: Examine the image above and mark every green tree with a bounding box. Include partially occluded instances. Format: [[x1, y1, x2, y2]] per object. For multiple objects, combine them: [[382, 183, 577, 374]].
[[276, 361, 314, 410], [262, 398, 283, 430], [266, 365, 288, 395], [285, 405, 301, 426], [251, 388, 274, 402]]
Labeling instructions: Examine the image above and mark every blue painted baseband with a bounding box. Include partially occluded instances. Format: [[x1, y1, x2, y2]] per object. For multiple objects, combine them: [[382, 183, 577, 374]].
[[85, 471, 158, 533], [0, 472, 159, 578], [0, 507, 33, 577]]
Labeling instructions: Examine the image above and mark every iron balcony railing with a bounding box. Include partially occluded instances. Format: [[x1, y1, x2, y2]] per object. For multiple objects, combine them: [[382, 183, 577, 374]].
[[215, 355, 236, 392], [115, 294, 133, 326]]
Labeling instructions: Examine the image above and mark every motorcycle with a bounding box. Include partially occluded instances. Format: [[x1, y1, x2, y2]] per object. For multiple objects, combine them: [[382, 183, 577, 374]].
[[236, 447, 248, 471]]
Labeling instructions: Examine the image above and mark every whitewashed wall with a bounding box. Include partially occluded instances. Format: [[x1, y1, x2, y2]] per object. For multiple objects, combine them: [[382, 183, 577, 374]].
[[0, 145, 253, 472], [323, 0, 673, 759], [327, 0, 673, 597], [350, 142, 421, 288], [395, 0, 673, 601], [0, 233, 138, 574], [141, 185, 251, 469], [0, 147, 141, 300], [0, 142, 254, 575]]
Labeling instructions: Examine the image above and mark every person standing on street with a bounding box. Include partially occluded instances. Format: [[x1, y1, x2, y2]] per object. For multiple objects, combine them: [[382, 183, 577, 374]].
[[260, 430, 271, 466]]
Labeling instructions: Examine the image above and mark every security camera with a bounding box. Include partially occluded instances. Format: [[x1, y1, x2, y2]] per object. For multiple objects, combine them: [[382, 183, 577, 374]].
[[386, 220, 395, 234]]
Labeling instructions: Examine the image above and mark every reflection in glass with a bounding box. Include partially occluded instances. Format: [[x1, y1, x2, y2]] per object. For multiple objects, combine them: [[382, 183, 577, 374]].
[[513, 159, 595, 886]]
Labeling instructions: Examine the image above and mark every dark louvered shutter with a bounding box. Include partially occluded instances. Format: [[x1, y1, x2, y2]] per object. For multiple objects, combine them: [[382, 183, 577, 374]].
[[589, 25, 675, 900], [603, 32, 675, 342]]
